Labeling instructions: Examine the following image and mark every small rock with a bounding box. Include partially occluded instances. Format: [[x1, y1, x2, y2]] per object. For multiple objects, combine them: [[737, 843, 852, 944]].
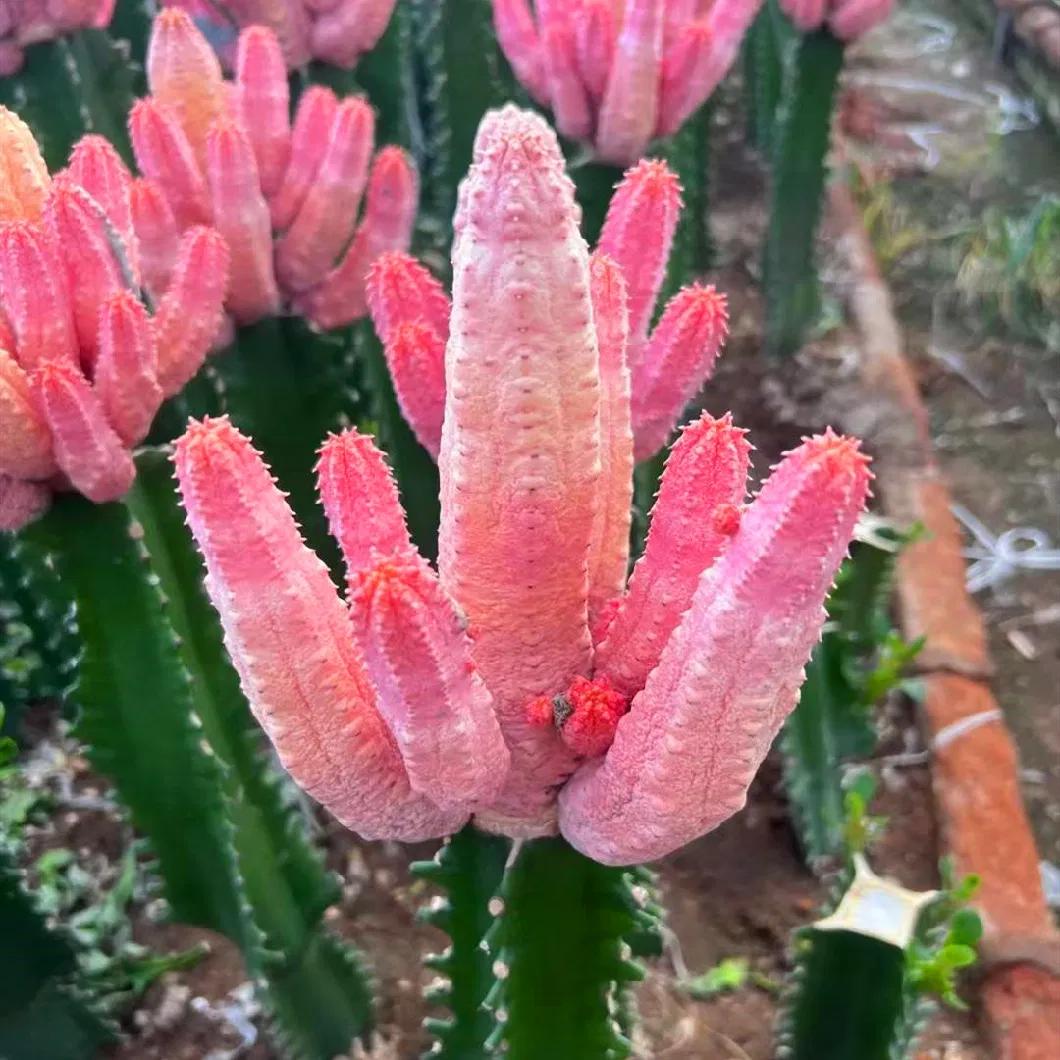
[[153, 982, 190, 1031]]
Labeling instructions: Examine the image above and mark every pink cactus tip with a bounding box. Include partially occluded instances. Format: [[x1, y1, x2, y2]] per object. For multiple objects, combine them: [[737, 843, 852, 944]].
[[131, 18, 416, 332], [0, 110, 231, 528], [492, 0, 766, 164], [174, 105, 872, 864]]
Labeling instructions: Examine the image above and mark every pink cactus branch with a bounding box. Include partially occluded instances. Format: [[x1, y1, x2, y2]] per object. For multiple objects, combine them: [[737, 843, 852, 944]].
[[439, 106, 601, 835], [559, 432, 872, 864], [174, 417, 468, 841]]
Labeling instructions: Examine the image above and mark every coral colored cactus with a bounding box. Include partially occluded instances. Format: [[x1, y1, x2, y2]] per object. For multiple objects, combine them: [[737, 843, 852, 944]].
[[0, 0, 116, 76], [160, 0, 398, 69], [175, 106, 871, 862], [129, 11, 416, 331], [368, 157, 728, 463], [780, 0, 895, 40], [492, 0, 765, 164], [0, 108, 229, 531]]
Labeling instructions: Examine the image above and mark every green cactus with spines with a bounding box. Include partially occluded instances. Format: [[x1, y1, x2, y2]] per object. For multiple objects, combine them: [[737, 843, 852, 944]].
[[0, 844, 116, 1060], [742, 0, 794, 156], [781, 528, 923, 865], [763, 24, 845, 357], [412, 825, 511, 1058], [480, 837, 655, 1060]]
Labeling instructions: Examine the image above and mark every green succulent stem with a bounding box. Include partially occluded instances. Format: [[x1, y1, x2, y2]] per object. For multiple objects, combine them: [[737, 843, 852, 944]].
[[763, 26, 845, 358], [571, 160, 625, 247], [486, 838, 647, 1060]]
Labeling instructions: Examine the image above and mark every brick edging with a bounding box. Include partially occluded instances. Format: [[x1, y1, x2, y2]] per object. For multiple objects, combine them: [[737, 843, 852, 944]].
[[826, 181, 1060, 1060]]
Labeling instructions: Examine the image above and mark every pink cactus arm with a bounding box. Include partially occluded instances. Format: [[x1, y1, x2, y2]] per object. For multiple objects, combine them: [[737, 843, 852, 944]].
[[586, 252, 633, 627], [0, 107, 50, 223], [0, 475, 49, 530], [316, 427, 412, 576], [268, 86, 337, 232], [295, 147, 418, 331], [492, 0, 551, 106], [130, 179, 181, 299], [93, 290, 163, 446], [310, 0, 399, 68], [780, 0, 828, 31], [235, 27, 291, 200], [146, 9, 228, 166], [0, 346, 56, 479], [66, 136, 139, 284], [32, 360, 136, 503], [224, 0, 312, 67], [153, 226, 230, 395], [540, 23, 593, 141], [173, 417, 467, 841], [596, 159, 681, 356], [366, 251, 451, 346], [205, 120, 282, 324], [44, 180, 126, 367], [593, 413, 749, 698], [656, 20, 713, 138], [381, 322, 447, 460], [128, 99, 212, 230], [560, 432, 872, 864], [0, 222, 79, 371], [631, 283, 728, 461], [274, 97, 374, 293], [439, 106, 600, 834], [595, 0, 665, 165], [573, 0, 616, 105]]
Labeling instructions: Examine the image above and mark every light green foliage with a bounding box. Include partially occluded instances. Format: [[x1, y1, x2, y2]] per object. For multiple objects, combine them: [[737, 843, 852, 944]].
[[781, 524, 923, 865]]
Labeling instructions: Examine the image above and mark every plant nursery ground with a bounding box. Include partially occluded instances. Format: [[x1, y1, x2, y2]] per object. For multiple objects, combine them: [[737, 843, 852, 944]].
[[6, 0, 1058, 1057]]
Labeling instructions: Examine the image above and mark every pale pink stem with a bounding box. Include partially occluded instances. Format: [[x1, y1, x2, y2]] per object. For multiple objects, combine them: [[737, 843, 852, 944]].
[[93, 290, 163, 446], [310, 0, 399, 68], [492, 0, 552, 106], [0, 107, 50, 223], [381, 322, 446, 460], [173, 417, 467, 841], [0, 346, 56, 479], [235, 27, 291, 200], [130, 178, 182, 301], [574, 0, 616, 105], [593, 412, 749, 698], [366, 250, 451, 347], [268, 86, 337, 233], [595, 0, 665, 165], [586, 252, 633, 628], [440, 106, 599, 835], [560, 432, 872, 864], [541, 22, 593, 141], [656, 20, 714, 138], [32, 360, 136, 503]]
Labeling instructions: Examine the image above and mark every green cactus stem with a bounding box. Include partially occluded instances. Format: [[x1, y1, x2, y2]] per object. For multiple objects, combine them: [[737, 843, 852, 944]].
[[20, 494, 251, 947], [0, 29, 137, 169], [763, 25, 845, 358], [571, 160, 626, 247], [742, 0, 791, 156], [0, 847, 115, 1060], [483, 838, 654, 1060], [412, 825, 511, 1058], [128, 450, 375, 1058]]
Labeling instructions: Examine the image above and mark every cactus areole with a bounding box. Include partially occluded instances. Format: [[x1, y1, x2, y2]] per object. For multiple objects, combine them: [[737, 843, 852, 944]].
[[174, 106, 871, 865]]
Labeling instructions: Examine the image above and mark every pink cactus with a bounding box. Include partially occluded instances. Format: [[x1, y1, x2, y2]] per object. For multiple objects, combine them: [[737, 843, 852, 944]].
[[493, 0, 765, 164], [160, 0, 397, 69], [0, 108, 229, 530], [129, 11, 416, 332], [0, 0, 116, 76], [368, 156, 727, 463], [780, 0, 895, 40], [174, 105, 871, 862]]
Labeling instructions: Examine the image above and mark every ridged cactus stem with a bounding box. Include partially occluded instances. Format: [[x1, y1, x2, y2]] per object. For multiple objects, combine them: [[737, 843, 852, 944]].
[[356, 322, 442, 559], [484, 838, 646, 1059], [413, 826, 511, 1058], [763, 26, 845, 358], [631, 448, 667, 559], [743, 0, 789, 155]]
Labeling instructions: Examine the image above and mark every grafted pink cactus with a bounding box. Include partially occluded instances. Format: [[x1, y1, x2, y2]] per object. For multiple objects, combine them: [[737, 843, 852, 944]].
[[0, 108, 229, 530], [0, 0, 116, 76], [175, 105, 871, 862], [160, 0, 397, 69], [368, 157, 727, 463], [780, 0, 894, 40], [493, 0, 765, 164], [129, 11, 416, 332]]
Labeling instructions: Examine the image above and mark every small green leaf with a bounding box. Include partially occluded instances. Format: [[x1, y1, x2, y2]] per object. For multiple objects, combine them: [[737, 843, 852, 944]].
[[682, 957, 750, 999], [948, 908, 983, 947]]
